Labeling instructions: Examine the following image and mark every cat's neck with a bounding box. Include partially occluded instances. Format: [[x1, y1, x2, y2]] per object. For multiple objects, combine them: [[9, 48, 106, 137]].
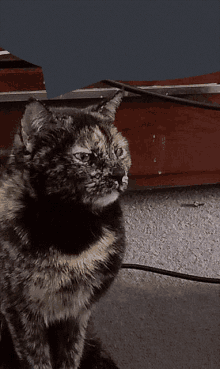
[[18, 192, 122, 255]]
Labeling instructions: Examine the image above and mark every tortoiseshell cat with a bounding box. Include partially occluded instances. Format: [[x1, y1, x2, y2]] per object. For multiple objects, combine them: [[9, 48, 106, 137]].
[[0, 90, 131, 369]]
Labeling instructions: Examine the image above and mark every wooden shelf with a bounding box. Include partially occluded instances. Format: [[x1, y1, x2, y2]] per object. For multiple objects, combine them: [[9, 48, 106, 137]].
[[1, 47, 220, 189]]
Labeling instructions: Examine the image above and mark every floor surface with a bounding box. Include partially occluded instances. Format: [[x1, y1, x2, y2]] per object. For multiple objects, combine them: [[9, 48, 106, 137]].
[[0, 184, 219, 368], [92, 184, 220, 369]]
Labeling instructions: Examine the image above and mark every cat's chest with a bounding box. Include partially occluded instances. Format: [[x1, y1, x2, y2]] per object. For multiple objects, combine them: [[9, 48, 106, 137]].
[[24, 201, 105, 255], [26, 227, 118, 325]]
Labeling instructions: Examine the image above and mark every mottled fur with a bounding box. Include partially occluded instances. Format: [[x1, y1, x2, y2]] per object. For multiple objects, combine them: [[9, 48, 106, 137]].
[[0, 91, 131, 368]]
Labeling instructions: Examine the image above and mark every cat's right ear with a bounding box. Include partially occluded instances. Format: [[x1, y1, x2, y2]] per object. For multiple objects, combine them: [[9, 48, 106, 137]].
[[20, 99, 51, 152], [88, 89, 124, 122]]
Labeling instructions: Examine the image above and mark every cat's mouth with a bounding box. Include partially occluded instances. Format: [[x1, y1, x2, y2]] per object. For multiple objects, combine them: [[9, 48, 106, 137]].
[[112, 174, 128, 193], [105, 173, 129, 194], [119, 174, 129, 191], [91, 174, 128, 208], [82, 173, 128, 209]]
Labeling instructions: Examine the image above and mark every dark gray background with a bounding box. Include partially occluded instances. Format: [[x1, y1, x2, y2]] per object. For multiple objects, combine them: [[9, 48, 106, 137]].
[[0, 0, 219, 99]]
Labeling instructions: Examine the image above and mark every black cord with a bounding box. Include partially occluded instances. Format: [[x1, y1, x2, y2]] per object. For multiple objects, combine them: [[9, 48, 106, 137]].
[[121, 263, 220, 284], [102, 79, 220, 284], [101, 79, 220, 111]]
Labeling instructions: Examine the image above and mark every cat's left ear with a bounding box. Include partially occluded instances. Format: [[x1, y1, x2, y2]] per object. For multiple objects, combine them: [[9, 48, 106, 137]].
[[92, 89, 124, 122]]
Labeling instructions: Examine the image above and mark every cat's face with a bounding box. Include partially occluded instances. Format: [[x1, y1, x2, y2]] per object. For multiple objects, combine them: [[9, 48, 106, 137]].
[[69, 120, 131, 208], [13, 91, 131, 210]]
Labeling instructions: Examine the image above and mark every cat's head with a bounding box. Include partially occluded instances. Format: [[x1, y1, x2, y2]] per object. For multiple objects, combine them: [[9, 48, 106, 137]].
[[12, 90, 131, 210]]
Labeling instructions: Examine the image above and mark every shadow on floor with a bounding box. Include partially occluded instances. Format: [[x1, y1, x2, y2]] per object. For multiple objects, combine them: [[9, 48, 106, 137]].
[[0, 270, 219, 369], [92, 270, 220, 369]]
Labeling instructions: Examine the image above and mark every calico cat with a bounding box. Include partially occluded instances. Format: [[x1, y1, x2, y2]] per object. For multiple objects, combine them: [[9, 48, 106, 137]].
[[0, 90, 131, 369]]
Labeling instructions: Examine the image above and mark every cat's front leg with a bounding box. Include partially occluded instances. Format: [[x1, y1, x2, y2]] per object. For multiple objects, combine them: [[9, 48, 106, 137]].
[[49, 310, 91, 369], [3, 309, 53, 369], [0, 312, 5, 342]]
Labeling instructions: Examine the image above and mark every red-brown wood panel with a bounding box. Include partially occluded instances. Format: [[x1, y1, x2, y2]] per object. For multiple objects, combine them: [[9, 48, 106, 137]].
[[1, 53, 220, 188], [114, 99, 220, 187], [0, 68, 46, 92], [86, 71, 220, 89], [0, 47, 46, 93], [0, 48, 47, 161], [0, 108, 24, 149]]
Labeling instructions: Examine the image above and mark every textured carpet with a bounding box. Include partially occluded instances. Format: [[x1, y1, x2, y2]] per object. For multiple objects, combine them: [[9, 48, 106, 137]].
[[92, 184, 220, 369]]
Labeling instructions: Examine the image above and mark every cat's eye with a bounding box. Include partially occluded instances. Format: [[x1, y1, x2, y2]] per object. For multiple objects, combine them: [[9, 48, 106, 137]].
[[115, 147, 124, 157], [74, 152, 91, 162]]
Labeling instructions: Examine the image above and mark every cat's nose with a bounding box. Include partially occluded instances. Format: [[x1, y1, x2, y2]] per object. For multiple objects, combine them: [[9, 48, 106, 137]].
[[111, 166, 125, 182]]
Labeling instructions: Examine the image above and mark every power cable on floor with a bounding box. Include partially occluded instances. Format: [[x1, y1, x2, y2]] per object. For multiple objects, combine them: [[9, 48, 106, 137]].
[[121, 263, 220, 284]]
